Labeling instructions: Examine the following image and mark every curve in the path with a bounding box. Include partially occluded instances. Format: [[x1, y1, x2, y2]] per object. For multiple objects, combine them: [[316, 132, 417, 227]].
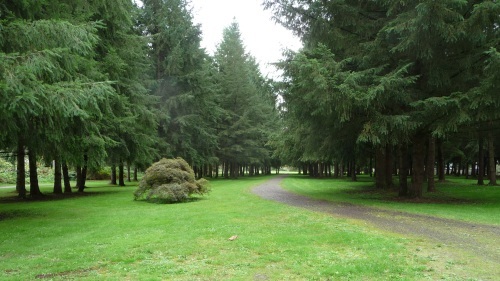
[[252, 175, 500, 263]]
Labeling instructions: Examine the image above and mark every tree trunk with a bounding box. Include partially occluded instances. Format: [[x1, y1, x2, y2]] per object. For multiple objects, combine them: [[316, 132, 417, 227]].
[[28, 149, 42, 197], [409, 135, 425, 199], [118, 161, 125, 186], [78, 154, 88, 192], [427, 136, 436, 192], [62, 161, 72, 193], [385, 145, 393, 189], [82, 156, 88, 188], [488, 132, 496, 185], [375, 146, 387, 189], [334, 162, 340, 178], [398, 145, 409, 197], [478, 136, 485, 185], [133, 166, 138, 181], [437, 138, 445, 182], [16, 138, 27, 198], [110, 164, 117, 185], [53, 158, 62, 194], [369, 156, 373, 177], [127, 163, 131, 182], [76, 166, 82, 190], [351, 159, 357, 181]]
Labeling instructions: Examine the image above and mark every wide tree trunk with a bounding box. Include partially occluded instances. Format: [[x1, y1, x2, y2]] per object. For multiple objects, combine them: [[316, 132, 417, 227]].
[[488, 132, 496, 185], [398, 145, 409, 197], [62, 161, 72, 193], [28, 149, 42, 197], [118, 161, 125, 186], [53, 158, 62, 194], [409, 135, 425, 198], [375, 146, 387, 189], [110, 164, 117, 185], [478, 136, 485, 185], [427, 136, 436, 192], [16, 138, 27, 198]]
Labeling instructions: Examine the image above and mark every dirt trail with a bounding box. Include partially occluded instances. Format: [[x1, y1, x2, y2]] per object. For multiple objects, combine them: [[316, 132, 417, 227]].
[[252, 175, 500, 278]]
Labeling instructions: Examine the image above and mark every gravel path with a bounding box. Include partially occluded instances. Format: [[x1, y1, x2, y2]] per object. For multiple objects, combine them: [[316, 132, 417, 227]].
[[252, 175, 500, 265]]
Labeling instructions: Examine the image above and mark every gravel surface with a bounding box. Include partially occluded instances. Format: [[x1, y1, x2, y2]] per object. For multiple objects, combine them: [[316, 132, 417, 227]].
[[252, 175, 500, 266]]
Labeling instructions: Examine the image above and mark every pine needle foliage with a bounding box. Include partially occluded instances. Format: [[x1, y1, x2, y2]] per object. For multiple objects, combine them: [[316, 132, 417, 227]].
[[134, 158, 209, 203]]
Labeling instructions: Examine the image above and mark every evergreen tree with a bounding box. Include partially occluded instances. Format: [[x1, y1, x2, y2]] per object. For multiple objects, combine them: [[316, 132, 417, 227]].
[[0, 1, 116, 197], [215, 21, 277, 178], [142, 0, 220, 172]]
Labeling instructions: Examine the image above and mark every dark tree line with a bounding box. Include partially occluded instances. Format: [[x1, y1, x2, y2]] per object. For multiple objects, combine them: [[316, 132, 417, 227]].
[[265, 0, 499, 198]]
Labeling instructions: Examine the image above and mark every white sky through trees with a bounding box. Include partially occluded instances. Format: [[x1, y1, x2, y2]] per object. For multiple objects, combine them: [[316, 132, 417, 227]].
[[189, 0, 302, 79], [136, 0, 302, 79]]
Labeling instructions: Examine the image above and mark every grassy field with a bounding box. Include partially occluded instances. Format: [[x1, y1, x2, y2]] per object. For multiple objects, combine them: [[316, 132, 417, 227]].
[[0, 175, 495, 280], [282, 175, 500, 225]]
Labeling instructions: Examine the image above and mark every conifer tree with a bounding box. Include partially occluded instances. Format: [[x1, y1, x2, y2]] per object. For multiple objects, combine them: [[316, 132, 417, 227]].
[[142, 0, 220, 172], [214, 21, 277, 177], [0, 1, 116, 197]]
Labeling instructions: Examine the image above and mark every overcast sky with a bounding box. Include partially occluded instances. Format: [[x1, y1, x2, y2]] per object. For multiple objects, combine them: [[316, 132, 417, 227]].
[[188, 0, 302, 78]]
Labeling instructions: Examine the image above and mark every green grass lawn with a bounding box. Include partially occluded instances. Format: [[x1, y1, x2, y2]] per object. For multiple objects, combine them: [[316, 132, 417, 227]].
[[0, 175, 493, 280], [282, 175, 500, 225]]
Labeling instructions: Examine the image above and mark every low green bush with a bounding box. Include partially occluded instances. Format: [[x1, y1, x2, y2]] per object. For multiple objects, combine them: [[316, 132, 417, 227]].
[[0, 158, 15, 183], [87, 167, 111, 180], [133, 158, 209, 203]]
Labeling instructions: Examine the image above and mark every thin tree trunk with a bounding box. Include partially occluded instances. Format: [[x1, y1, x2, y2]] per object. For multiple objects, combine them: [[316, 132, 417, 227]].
[[110, 164, 117, 185], [127, 163, 131, 182], [427, 136, 436, 192], [488, 132, 496, 185], [399, 145, 409, 197], [28, 149, 42, 197], [334, 162, 340, 178], [375, 146, 387, 189], [369, 156, 373, 177], [16, 137, 26, 198], [478, 136, 485, 185], [62, 161, 72, 193], [385, 145, 393, 189], [351, 159, 357, 181], [76, 166, 82, 190], [133, 166, 138, 181], [53, 158, 62, 194], [78, 154, 88, 192], [409, 135, 425, 198], [118, 161, 125, 186]]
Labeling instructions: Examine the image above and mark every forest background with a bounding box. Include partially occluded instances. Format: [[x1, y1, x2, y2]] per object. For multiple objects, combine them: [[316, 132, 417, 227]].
[[1, 0, 499, 199]]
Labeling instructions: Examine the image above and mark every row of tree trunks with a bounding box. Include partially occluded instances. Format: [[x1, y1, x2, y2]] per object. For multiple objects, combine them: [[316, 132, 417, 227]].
[[16, 147, 72, 198], [110, 161, 127, 186]]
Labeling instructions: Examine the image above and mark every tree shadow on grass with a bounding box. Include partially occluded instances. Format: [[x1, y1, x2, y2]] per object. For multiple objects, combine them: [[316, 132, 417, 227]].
[[345, 186, 485, 205], [133, 196, 207, 205], [0, 190, 120, 204], [0, 209, 36, 221]]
